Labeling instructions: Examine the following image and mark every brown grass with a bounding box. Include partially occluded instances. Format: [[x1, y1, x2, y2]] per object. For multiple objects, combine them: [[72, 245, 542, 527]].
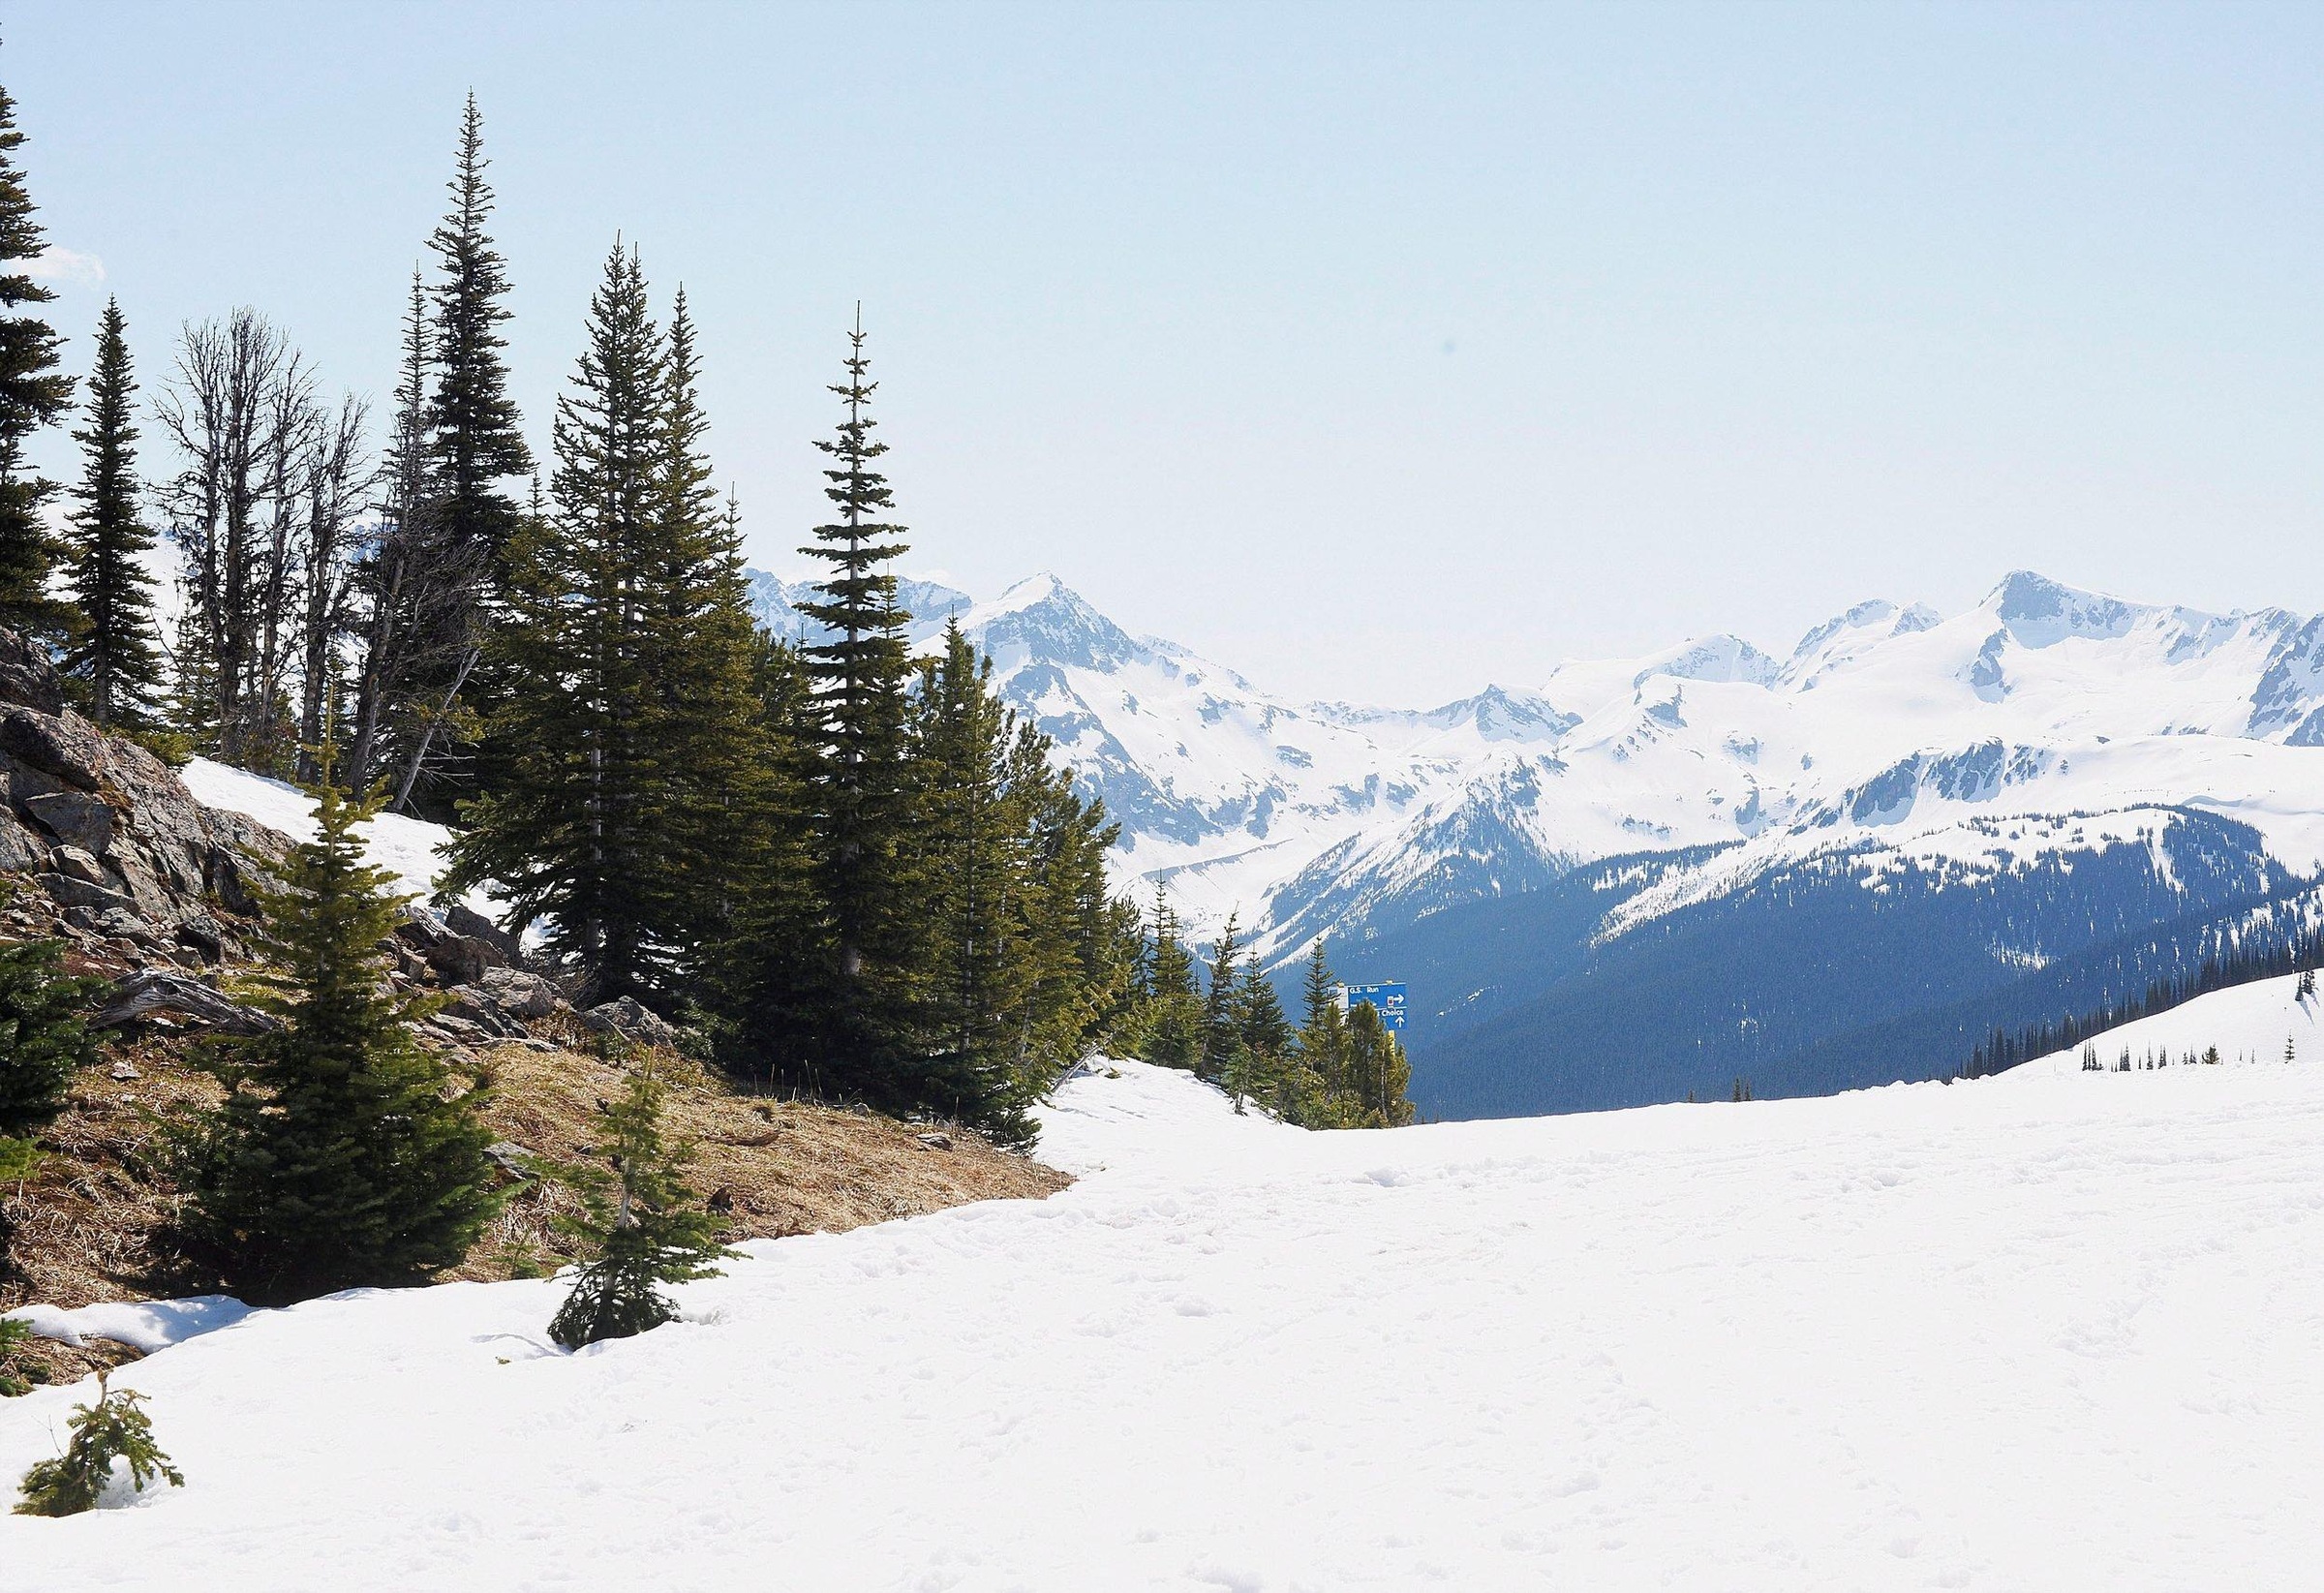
[[1, 1026, 1069, 1380]]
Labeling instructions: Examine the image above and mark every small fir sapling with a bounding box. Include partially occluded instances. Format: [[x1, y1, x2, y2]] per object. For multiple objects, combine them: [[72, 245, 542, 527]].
[[14, 1372, 183, 1515], [0, 1314, 45, 1396], [0, 904, 107, 1141], [546, 1061, 735, 1350]]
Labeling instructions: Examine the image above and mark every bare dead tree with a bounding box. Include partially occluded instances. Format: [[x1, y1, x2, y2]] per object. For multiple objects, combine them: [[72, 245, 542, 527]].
[[293, 393, 375, 782], [157, 311, 311, 766], [160, 310, 372, 779]]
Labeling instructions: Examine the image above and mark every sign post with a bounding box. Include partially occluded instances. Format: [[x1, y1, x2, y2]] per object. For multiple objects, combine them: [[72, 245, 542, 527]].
[[1343, 982, 1407, 1031]]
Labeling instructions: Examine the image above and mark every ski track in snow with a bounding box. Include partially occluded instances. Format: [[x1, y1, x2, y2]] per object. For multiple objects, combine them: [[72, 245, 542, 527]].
[[7, 1058, 2324, 1589]]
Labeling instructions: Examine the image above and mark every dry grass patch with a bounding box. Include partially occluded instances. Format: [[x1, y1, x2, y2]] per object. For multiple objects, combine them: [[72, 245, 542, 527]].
[[2, 1029, 1070, 1332]]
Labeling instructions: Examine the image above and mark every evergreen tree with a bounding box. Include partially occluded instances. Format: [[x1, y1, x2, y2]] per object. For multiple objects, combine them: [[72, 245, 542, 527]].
[[1344, 999, 1415, 1127], [0, 1133, 42, 1289], [993, 719, 1126, 1103], [1141, 893, 1204, 1070], [426, 93, 532, 559], [915, 620, 1028, 1122], [643, 289, 768, 976], [59, 299, 164, 727], [0, 915, 104, 1140], [1235, 964, 1297, 1117], [546, 1061, 734, 1350], [0, 84, 73, 639], [356, 96, 532, 813], [181, 766, 499, 1303], [704, 629, 832, 1086], [1296, 936, 1347, 1098], [793, 311, 927, 1102], [0, 1311, 44, 1395], [13, 1373, 182, 1516], [1199, 912, 1243, 1083], [443, 241, 670, 999]]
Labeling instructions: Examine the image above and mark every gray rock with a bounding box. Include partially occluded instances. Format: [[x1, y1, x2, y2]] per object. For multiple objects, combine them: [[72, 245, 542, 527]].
[[441, 988, 523, 1038], [478, 965, 561, 1020], [915, 1131, 954, 1151], [50, 844, 110, 886], [0, 628, 64, 714], [444, 903, 520, 961], [173, 912, 226, 963], [37, 871, 138, 915], [580, 996, 677, 1047], [0, 707, 107, 791], [24, 788, 115, 853], [108, 845, 175, 919], [66, 905, 156, 942], [426, 934, 507, 987], [483, 1141, 538, 1180], [0, 807, 43, 872], [394, 906, 451, 949]]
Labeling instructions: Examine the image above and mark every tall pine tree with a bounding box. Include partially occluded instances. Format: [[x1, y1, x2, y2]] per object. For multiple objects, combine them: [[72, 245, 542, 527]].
[[426, 93, 532, 557], [393, 93, 532, 814], [1200, 911, 1244, 1083], [916, 620, 1024, 1108], [444, 241, 668, 999], [60, 299, 164, 727], [643, 289, 768, 975], [793, 312, 927, 1104], [0, 83, 74, 638]]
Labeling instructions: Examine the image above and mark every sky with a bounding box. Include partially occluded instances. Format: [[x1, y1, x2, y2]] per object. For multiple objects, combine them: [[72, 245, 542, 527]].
[[12, 1, 2324, 705]]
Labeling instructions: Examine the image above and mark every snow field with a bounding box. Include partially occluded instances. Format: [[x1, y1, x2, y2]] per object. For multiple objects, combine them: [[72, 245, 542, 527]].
[[6, 1058, 2324, 1589], [178, 757, 491, 913], [2012, 965, 2324, 1076]]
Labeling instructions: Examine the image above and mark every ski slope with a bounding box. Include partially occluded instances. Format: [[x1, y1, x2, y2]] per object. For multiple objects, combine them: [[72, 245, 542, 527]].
[[8, 1059, 2324, 1589]]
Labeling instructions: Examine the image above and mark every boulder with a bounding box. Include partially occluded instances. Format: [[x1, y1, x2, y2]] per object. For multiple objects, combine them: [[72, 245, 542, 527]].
[[444, 903, 520, 962], [36, 871, 138, 915], [482, 1141, 538, 1180], [426, 934, 507, 987], [0, 628, 64, 714], [0, 707, 107, 791], [394, 906, 451, 949], [0, 808, 43, 873], [477, 965, 562, 1020], [50, 844, 110, 887], [173, 912, 227, 963], [580, 996, 676, 1048], [441, 988, 524, 1039], [23, 789, 114, 853], [65, 905, 158, 943]]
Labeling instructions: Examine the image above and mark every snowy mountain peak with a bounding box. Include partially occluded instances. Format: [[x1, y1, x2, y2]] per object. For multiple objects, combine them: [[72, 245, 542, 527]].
[[954, 573, 1147, 673], [1984, 570, 2153, 649], [1781, 598, 1941, 689], [1638, 635, 1782, 690]]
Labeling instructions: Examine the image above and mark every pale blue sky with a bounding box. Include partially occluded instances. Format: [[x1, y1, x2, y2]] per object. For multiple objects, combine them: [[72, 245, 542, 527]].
[[13, 2, 2324, 702]]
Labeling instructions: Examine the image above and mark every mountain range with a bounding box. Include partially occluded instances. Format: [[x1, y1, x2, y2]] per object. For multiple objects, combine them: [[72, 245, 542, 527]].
[[745, 565, 2324, 1118]]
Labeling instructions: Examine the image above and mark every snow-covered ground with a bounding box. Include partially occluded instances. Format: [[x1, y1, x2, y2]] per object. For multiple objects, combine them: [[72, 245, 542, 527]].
[[179, 757, 479, 910], [9, 1058, 2324, 1589], [2010, 966, 2324, 1076]]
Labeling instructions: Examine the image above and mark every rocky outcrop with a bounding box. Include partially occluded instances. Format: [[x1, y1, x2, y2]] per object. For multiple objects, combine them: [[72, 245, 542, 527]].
[[581, 996, 677, 1048], [0, 630, 287, 943]]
